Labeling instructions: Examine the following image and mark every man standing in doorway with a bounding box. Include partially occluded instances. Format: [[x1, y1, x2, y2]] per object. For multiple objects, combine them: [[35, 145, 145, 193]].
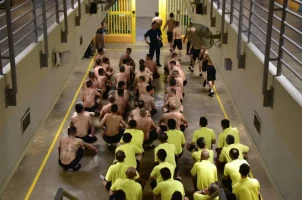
[[144, 22, 162, 66], [152, 11, 162, 29], [163, 13, 176, 52]]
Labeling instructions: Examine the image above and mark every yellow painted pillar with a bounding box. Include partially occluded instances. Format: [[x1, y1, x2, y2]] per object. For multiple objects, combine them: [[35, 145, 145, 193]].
[[159, 0, 168, 43], [276, 0, 300, 12], [131, 0, 136, 43]]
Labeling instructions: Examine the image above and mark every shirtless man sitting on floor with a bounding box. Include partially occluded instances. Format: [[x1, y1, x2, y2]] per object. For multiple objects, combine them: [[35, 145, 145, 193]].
[[140, 85, 157, 116], [115, 66, 128, 89], [169, 61, 187, 86], [100, 95, 117, 120], [135, 76, 148, 101], [83, 71, 99, 90], [59, 126, 98, 171], [115, 88, 130, 117], [100, 104, 127, 149], [165, 78, 183, 102], [97, 68, 112, 99], [158, 104, 188, 133], [81, 80, 102, 112], [162, 88, 183, 113], [133, 108, 158, 148], [70, 102, 97, 143], [145, 54, 159, 79], [129, 100, 151, 120]]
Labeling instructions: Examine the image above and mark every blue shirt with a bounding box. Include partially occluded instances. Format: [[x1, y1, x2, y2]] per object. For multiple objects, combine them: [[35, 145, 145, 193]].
[[144, 28, 162, 44]]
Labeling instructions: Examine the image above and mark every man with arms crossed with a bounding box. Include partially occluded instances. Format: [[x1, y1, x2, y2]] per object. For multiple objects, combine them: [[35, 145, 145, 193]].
[[59, 126, 98, 171]]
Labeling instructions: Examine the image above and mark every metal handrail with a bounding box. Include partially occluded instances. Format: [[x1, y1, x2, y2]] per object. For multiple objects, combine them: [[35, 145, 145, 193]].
[[212, 0, 302, 105], [54, 188, 79, 200], [0, 0, 112, 106]]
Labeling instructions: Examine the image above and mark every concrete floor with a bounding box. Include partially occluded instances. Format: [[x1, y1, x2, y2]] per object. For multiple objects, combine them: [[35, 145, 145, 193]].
[[0, 41, 281, 199]]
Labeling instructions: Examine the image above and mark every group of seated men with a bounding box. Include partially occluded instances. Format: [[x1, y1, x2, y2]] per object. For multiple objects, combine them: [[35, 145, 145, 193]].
[[58, 47, 261, 200]]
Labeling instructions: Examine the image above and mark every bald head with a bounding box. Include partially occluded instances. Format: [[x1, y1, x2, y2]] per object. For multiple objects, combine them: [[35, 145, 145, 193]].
[[200, 150, 210, 160], [125, 167, 137, 179]]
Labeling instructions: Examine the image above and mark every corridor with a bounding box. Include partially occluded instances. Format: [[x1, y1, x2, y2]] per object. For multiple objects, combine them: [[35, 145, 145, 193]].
[[1, 43, 279, 200]]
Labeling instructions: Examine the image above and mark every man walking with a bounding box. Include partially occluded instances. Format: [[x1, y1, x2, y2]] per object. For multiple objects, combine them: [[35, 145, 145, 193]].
[[163, 13, 176, 51], [144, 22, 162, 66]]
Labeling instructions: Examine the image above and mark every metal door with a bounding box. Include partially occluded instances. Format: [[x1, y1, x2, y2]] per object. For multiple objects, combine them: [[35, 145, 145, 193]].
[[105, 0, 136, 43]]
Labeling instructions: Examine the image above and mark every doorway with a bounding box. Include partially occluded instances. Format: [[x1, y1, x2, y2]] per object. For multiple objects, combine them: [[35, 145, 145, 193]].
[[135, 0, 159, 41]]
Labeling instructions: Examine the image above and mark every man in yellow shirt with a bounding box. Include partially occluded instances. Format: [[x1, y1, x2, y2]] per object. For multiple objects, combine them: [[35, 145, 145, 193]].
[[154, 132, 177, 167], [191, 150, 218, 191], [150, 149, 175, 189], [222, 148, 249, 191], [219, 135, 249, 163], [153, 167, 185, 200], [101, 150, 139, 191], [120, 120, 144, 151], [216, 119, 240, 156], [115, 133, 143, 170], [233, 164, 260, 200], [110, 167, 142, 200], [187, 117, 216, 151], [193, 183, 219, 200], [191, 137, 214, 163], [166, 119, 186, 158]]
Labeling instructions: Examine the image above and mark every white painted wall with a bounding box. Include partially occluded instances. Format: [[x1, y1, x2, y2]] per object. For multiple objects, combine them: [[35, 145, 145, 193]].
[[136, 0, 159, 17], [183, 1, 302, 199], [0, 0, 107, 192]]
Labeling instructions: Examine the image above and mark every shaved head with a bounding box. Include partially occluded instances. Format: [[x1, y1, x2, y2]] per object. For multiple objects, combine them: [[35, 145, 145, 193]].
[[200, 150, 210, 160], [125, 167, 137, 179]]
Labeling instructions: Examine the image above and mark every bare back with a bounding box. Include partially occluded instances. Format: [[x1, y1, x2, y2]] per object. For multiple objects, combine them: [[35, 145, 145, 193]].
[[115, 73, 128, 88], [166, 19, 175, 32], [102, 113, 123, 136], [145, 60, 157, 73], [166, 86, 183, 100], [137, 82, 148, 95], [173, 27, 182, 39], [97, 75, 108, 92], [71, 112, 92, 137], [82, 88, 96, 108], [116, 95, 128, 114], [162, 111, 183, 130], [60, 137, 84, 164], [133, 115, 153, 139]]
